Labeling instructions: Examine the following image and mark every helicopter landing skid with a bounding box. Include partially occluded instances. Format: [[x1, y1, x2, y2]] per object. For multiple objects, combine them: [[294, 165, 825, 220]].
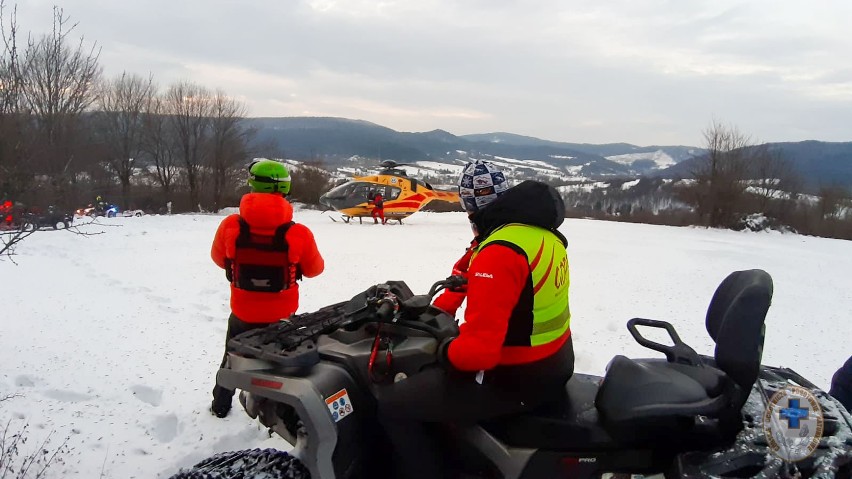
[[330, 215, 403, 225]]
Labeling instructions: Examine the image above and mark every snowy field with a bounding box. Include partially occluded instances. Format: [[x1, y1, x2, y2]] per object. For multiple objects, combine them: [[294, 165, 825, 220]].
[[1, 209, 851, 478]]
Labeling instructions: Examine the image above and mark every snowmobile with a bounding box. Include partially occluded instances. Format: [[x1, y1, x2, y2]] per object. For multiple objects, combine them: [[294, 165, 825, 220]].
[[172, 269, 852, 479]]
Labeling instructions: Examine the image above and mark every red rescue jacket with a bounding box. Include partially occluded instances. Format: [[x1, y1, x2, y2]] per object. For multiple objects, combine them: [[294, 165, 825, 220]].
[[211, 193, 324, 323], [433, 181, 571, 372]]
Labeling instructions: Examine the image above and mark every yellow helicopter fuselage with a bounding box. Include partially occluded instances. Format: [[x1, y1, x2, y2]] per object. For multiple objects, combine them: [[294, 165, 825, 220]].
[[319, 170, 459, 221]]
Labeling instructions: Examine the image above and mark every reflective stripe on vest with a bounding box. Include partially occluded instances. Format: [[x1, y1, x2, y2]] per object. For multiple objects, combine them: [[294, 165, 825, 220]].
[[476, 223, 571, 346]]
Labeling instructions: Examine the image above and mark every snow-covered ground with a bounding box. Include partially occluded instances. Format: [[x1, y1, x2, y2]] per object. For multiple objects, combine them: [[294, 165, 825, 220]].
[[1, 210, 851, 478], [605, 149, 676, 169]]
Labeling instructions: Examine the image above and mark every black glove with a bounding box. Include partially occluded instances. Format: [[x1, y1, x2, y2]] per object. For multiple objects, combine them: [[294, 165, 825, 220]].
[[437, 338, 454, 368]]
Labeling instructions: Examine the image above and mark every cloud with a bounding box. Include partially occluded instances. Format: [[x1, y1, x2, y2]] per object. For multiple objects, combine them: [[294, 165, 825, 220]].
[[9, 0, 852, 145]]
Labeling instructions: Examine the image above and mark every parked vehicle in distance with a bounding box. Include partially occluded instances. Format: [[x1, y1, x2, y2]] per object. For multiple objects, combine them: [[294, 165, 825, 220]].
[[25, 206, 74, 230], [120, 209, 145, 217]]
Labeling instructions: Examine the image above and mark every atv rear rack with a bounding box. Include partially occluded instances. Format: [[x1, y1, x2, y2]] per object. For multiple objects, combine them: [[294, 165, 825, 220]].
[[228, 301, 349, 367]]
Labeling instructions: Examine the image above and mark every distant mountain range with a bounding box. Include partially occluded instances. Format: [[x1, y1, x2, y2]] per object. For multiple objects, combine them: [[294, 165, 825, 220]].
[[244, 117, 852, 191]]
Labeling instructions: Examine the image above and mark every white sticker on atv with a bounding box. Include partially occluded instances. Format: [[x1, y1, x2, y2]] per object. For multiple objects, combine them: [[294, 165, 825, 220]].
[[325, 389, 354, 423]]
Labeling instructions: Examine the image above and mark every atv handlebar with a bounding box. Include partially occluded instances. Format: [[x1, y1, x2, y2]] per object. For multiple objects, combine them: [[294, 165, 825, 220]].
[[365, 276, 466, 326], [427, 275, 467, 298], [376, 300, 397, 322]]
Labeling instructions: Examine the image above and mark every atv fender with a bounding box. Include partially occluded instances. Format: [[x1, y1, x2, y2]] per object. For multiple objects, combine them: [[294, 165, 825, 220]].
[[217, 358, 363, 479]]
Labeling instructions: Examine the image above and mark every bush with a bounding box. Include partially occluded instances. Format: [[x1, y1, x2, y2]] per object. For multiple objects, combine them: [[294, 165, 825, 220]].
[[0, 419, 70, 479]]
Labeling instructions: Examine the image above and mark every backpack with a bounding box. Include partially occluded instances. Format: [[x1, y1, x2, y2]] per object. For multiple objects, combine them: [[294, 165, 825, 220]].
[[225, 218, 298, 293]]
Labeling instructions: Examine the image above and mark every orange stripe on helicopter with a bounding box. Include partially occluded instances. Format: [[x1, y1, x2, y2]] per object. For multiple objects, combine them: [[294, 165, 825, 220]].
[[385, 201, 424, 209]]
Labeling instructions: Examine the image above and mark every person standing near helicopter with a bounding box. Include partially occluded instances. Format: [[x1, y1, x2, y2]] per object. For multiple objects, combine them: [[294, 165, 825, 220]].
[[369, 190, 386, 224], [376, 159, 574, 479], [209, 159, 325, 418]]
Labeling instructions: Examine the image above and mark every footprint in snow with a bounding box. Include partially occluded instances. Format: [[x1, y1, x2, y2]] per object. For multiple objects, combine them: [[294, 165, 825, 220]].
[[148, 295, 171, 304], [158, 304, 178, 313], [130, 384, 163, 407], [43, 389, 92, 402], [15, 375, 38, 387], [150, 414, 179, 443]]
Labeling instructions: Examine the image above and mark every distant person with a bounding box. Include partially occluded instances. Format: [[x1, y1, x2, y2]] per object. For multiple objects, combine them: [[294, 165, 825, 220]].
[[209, 159, 325, 418], [95, 195, 108, 213], [829, 355, 852, 412], [1, 200, 12, 227], [370, 191, 386, 224]]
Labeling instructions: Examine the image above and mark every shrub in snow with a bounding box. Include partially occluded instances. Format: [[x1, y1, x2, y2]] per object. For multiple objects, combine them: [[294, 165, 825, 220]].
[[0, 416, 70, 479]]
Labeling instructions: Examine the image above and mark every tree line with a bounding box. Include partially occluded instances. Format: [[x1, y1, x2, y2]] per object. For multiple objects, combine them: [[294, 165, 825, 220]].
[[0, 3, 261, 214], [563, 120, 852, 240]]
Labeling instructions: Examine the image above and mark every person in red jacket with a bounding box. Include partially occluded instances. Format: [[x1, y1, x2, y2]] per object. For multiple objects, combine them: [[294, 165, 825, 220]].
[[209, 159, 325, 418], [1, 200, 12, 227], [377, 160, 574, 478], [369, 191, 385, 224]]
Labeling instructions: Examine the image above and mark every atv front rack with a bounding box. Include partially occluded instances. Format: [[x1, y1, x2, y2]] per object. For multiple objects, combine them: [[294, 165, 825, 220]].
[[228, 301, 350, 367]]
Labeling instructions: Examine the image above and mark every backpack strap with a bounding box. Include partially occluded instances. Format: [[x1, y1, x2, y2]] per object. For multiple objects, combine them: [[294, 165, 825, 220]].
[[272, 222, 294, 250], [235, 217, 294, 251], [236, 217, 252, 248]]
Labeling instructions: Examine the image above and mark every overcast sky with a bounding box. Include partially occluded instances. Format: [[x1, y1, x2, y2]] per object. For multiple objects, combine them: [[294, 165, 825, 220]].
[[11, 0, 852, 146]]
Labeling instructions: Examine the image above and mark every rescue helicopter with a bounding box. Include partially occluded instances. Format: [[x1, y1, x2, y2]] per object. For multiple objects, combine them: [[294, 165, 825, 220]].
[[319, 160, 460, 224]]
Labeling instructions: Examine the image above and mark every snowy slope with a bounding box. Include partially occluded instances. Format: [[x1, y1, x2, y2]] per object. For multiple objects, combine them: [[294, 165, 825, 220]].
[[605, 150, 676, 169], [1, 211, 851, 478]]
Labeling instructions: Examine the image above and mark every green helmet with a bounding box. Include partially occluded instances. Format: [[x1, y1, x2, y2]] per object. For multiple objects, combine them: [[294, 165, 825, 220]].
[[248, 159, 291, 194]]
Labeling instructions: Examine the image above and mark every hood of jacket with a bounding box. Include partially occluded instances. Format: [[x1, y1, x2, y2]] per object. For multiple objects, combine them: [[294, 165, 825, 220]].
[[470, 180, 566, 242], [238, 193, 293, 231]]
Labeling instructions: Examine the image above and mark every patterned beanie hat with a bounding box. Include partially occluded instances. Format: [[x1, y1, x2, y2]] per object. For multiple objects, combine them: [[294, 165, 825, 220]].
[[458, 160, 509, 213]]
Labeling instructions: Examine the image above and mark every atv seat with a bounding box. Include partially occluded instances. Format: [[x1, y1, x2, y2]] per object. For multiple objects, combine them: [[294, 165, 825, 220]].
[[595, 269, 773, 446], [480, 374, 621, 450]]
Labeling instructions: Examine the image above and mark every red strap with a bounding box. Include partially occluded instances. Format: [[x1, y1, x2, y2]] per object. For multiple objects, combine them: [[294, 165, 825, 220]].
[[368, 323, 393, 383]]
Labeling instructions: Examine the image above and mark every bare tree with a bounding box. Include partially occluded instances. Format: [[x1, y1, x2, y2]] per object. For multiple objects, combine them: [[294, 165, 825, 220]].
[[748, 145, 802, 212], [1, 224, 35, 259], [817, 184, 849, 220], [164, 81, 212, 210], [93, 72, 155, 208], [691, 120, 753, 228], [207, 90, 250, 211], [19, 6, 101, 206], [0, 1, 31, 201], [289, 161, 332, 206], [141, 95, 178, 200]]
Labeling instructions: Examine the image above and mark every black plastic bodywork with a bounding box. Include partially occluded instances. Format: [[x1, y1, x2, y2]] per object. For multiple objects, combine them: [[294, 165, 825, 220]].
[[218, 275, 852, 479]]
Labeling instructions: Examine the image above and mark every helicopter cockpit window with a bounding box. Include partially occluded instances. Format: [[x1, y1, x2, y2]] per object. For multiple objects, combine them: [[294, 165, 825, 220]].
[[325, 182, 356, 199], [385, 186, 401, 200], [364, 185, 401, 200], [352, 184, 371, 200]]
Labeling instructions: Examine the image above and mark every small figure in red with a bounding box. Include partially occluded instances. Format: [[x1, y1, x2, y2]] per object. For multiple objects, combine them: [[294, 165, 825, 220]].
[[370, 191, 386, 224], [1, 200, 13, 227]]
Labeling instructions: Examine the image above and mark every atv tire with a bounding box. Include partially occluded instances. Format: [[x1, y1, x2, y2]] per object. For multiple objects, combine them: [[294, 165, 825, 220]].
[[169, 448, 310, 479]]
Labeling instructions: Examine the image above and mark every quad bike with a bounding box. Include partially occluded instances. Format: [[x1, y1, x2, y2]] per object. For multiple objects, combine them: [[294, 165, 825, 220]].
[[75, 203, 119, 218], [25, 207, 74, 230], [172, 270, 852, 479]]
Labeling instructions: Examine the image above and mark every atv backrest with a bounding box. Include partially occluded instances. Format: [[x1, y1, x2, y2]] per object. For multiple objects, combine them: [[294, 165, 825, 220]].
[[708, 269, 773, 399]]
